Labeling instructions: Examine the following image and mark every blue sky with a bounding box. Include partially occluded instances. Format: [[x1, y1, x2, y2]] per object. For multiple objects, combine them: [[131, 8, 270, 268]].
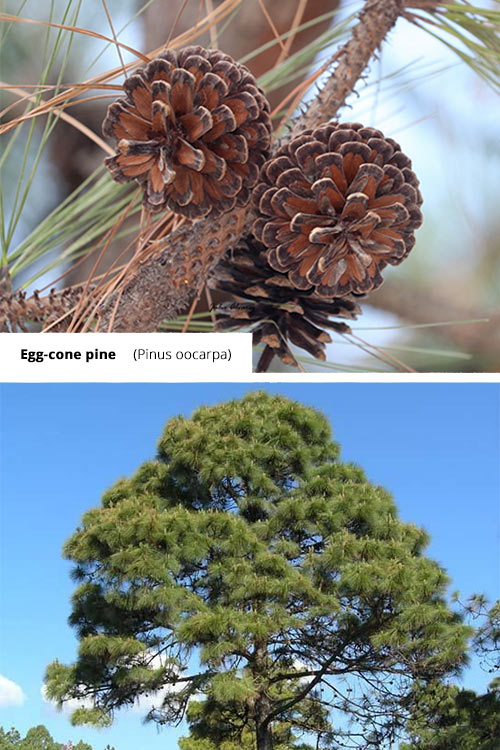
[[0, 383, 499, 749]]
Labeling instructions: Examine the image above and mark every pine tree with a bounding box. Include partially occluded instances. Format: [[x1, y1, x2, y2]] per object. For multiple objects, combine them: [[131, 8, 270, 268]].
[[178, 693, 323, 750], [45, 392, 471, 749], [401, 681, 500, 750], [0, 725, 92, 750], [179, 674, 329, 750], [401, 599, 500, 750], [0, 728, 21, 750]]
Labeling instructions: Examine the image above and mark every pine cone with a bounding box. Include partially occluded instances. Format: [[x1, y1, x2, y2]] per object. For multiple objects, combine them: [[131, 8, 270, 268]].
[[103, 46, 271, 219], [253, 122, 423, 297], [210, 238, 361, 372]]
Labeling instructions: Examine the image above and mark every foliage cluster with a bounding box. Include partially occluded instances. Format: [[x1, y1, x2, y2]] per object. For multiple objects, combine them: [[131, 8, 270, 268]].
[[0, 725, 92, 750], [44, 392, 473, 749]]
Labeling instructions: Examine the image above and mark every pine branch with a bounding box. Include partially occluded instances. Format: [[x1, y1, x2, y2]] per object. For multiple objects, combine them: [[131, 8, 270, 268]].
[[290, 0, 404, 136], [11, 0, 408, 333], [97, 207, 247, 332], [0, 267, 86, 331]]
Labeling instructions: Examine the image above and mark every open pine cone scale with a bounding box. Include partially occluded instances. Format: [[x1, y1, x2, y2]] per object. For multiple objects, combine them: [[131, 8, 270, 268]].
[[253, 122, 423, 297], [212, 239, 361, 370]]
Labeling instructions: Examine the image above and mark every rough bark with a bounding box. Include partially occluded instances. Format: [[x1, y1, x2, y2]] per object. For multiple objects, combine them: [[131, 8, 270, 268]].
[[0, 268, 86, 332], [290, 0, 404, 136], [253, 641, 274, 750], [256, 717, 273, 750]]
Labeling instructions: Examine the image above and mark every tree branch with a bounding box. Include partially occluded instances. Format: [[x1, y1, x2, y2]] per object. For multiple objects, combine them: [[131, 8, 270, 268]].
[[0, 268, 86, 332], [97, 208, 247, 331], [266, 657, 352, 723], [290, 0, 404, 136]]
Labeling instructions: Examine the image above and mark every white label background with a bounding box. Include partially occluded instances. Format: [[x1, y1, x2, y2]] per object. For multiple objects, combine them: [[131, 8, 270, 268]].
[[0, 333, 252, 382]]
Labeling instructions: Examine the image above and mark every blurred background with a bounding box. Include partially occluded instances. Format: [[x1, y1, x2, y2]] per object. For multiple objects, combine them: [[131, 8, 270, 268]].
[[1, 0, 499, 371]]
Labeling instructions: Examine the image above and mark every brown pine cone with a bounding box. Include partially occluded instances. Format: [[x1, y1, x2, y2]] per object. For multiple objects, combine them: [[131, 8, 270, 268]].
[[103, 46, 272, 219], [253, 122, 423, 297], [210, 238, 361, 372]]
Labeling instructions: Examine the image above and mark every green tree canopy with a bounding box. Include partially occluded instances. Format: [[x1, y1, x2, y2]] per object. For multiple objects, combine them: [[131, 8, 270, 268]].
[[401, 680, 500, 750], [178, 691, 326, 750], [402, 599, 500, 750], [45, 392, 471, 750], [0, 725, 92, 750]]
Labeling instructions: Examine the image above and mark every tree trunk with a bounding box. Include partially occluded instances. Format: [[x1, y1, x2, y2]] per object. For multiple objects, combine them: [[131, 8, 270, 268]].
[[256, 719, 273, 750], [253, 640, 273, 750]]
